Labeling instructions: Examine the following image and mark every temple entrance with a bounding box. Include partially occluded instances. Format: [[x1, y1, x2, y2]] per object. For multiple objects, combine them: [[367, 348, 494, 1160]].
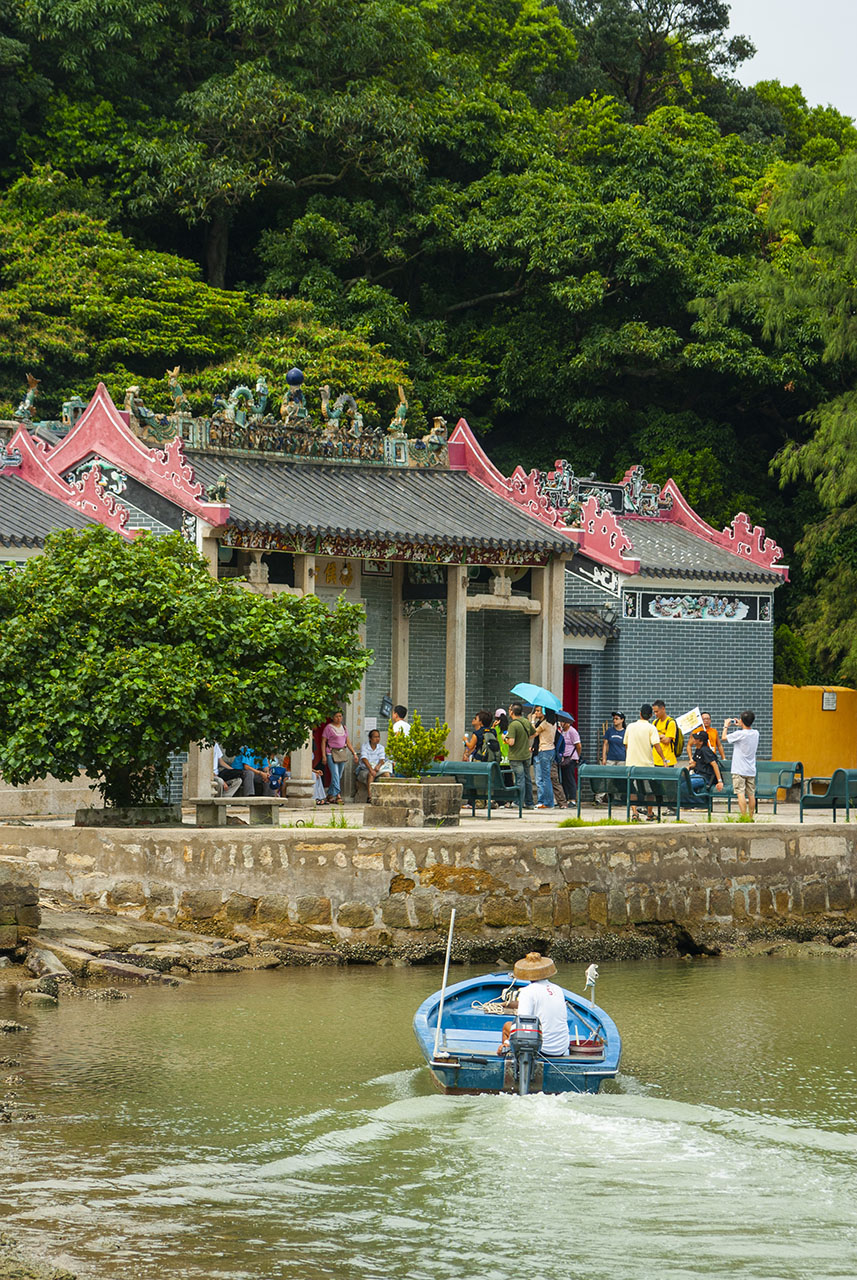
[[562, 664, 580, 722]]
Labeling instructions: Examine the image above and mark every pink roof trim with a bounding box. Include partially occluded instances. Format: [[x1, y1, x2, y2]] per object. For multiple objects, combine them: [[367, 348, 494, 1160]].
[[662, 480, 788, 580], [45, 383, 229, 525]]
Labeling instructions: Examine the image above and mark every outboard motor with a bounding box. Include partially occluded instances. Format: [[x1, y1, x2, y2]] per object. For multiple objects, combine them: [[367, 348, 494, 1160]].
[[511, 1015, 542, 1096]]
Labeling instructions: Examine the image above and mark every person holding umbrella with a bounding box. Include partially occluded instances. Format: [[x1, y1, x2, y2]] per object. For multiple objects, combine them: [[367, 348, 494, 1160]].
[[531, 705, 558, 809]]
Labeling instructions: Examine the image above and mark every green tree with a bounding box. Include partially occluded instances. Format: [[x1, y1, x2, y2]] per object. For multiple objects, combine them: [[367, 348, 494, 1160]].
[[727, 153, 857, 683], [0, 527, 371, 807]]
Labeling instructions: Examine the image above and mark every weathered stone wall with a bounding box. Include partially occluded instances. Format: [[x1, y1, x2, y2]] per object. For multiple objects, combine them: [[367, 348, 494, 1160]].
[[0, 857, 40, 951], [1, 825, 855, 958], [0, 774, 93, 818]]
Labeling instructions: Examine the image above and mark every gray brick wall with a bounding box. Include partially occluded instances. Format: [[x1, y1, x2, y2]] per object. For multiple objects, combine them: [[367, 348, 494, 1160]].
[[615, 615, 774, 760], [408, 608, 446, 724], [362, 574, 393, 726], [482, 612, 531, 713]]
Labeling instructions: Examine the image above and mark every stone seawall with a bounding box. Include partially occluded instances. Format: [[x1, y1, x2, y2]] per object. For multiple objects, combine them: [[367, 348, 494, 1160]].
[[1, 825, 855, 959]]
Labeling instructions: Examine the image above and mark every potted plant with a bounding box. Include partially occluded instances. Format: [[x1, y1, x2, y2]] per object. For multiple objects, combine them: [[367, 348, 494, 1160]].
[[367, 714, 462, 826]]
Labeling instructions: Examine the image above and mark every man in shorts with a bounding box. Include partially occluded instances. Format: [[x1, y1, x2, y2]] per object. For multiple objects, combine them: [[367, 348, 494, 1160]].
[[724, 710, 759, 818]]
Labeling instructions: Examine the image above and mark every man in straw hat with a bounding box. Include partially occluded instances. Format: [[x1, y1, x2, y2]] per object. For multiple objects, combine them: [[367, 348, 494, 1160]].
[[497, 952, 569, 1056]]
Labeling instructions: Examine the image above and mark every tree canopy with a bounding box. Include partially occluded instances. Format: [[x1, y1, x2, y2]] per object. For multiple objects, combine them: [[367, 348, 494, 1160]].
[[1, 0, 857, 680], [0, 527, 371, 806]]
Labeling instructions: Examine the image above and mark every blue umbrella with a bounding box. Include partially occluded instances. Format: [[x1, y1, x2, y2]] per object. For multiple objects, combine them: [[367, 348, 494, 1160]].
[[510, 682, 562, 712], [558, 709, 576, 723]]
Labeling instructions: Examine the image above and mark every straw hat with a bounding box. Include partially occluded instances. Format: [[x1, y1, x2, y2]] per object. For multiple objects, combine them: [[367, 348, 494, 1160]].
[[513, 952, 557, 981]]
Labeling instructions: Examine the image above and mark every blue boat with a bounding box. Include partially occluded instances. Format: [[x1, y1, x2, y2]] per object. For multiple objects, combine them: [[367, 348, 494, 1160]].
[[413, 969, 622, 1096]]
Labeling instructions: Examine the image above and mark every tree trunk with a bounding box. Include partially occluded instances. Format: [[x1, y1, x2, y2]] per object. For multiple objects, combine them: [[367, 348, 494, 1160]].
[[206, 214, 230, 289]]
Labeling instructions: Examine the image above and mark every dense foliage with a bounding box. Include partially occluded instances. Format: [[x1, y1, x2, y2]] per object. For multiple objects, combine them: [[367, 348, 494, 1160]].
[[1, 0, 856, 679], [0, 527, 371, 805]]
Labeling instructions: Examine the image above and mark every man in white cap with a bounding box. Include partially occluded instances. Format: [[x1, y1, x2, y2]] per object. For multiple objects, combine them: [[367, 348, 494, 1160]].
[[497, 952, 569, 1056]]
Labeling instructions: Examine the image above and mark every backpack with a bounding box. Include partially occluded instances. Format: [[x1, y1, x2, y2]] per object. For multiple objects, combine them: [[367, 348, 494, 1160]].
[[554, 731, 567, 763], [672, 720, 684, 758], [474, 727, 501, 763]]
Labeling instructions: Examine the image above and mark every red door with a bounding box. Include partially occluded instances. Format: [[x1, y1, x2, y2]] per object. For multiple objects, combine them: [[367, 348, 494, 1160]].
[[562, 665, 580, 723]]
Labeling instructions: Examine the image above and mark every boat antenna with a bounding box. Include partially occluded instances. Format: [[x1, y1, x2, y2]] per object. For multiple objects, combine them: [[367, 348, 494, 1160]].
[[432, 908, 456, 1061], [584, 962, 599, 1005]]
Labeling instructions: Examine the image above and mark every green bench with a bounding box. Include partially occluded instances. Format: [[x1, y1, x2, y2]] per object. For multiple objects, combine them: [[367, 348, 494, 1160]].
[[426, 761, 523, 819], [708, 760, 803, 814], [799, 769, 857, 822], [577, 764, 696, 821]]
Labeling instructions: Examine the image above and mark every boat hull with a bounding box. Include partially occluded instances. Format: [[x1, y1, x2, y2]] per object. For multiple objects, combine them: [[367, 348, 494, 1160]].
[[413, 971, 621, 1097]]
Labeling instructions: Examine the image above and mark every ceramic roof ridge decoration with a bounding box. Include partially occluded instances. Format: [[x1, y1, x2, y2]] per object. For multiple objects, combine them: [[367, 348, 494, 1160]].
[[660, 480, 788, 580], [2, 383, 229, 534]]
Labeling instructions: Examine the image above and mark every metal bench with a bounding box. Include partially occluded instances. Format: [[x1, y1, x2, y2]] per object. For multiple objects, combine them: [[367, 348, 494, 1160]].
[[426, 761, 523, 819], [577, 764, 696, 821], [193, 796, 283, 827], [799, 769, 857, 823], [755, 761, 804, 812]]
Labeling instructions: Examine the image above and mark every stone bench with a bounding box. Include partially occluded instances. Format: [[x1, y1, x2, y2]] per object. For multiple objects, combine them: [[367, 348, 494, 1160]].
[[193, 796, 283, 827]]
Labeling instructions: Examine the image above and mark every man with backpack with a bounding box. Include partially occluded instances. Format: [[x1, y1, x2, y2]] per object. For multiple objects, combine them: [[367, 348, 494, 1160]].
[[651, 699, 680, 767], [464, 710, 501, 763]]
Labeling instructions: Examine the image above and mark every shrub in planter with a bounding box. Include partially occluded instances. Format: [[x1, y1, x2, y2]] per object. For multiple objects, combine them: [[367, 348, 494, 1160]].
[[385, 713, 449, 777]]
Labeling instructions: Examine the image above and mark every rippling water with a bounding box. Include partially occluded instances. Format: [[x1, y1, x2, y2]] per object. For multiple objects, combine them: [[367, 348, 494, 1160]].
[[2, 957, 856, 1279]]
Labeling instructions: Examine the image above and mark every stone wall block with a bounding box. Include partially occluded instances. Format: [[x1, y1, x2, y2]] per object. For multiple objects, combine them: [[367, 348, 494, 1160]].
[[255, 894, 291, 924], [801, 882, 827, 914], [223, 893, 258, 922], [295, 896, 332, 925], [433, 899, 482, 931], [827, 880, 853, 911], [568, 887, 589, 925], [531, 895, 555, 929], [0, 924, 18, 949], [336, 902, 375, 929], [732, 890, 748, 920], [774, 889, 791, 915], [483, 896, 530, 927], [381, 898, 411, 928], [588, 891, 608, 927], [106, 880, 146, 909], [709, 887, 732, 917], [553, 891, 571, 927], [607, 890, 627, 925], [15, 904, 41, 932], [179, 890, 224, 921]]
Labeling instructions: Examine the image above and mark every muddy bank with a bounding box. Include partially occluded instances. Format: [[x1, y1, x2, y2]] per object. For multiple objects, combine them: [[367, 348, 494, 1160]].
[[0, 1232, 78, 1280]]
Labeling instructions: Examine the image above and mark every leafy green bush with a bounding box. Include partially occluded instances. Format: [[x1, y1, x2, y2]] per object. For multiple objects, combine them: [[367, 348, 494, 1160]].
[[385, 713, 449, 777]]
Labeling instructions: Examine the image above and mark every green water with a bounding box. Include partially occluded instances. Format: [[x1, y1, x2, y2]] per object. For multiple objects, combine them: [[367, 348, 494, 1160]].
[[2, 957, 856, 1280]]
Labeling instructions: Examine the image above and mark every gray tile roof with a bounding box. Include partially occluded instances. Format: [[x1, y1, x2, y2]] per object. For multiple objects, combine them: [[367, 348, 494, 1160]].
[[0, 475, 94, 547], [564, 608, 619, 639], [187, 452, 572, 555], [619, 518, 783, 584]]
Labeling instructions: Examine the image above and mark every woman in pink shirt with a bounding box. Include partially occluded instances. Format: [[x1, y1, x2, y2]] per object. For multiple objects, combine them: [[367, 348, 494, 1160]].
[[321, 710, 358, 803]]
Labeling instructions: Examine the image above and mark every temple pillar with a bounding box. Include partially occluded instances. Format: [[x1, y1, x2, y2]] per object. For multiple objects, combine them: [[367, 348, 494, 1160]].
[[445, 564, 468, 759], [287, 552, 317, 808], [529, 557, 565, 699], [391, 562, 409, 713], [185, 524, 221, 799], [529, 566, 548, 687]]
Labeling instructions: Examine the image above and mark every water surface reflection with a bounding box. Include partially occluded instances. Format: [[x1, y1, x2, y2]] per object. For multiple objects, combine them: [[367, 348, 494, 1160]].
[[2, 957, 856, 1279]]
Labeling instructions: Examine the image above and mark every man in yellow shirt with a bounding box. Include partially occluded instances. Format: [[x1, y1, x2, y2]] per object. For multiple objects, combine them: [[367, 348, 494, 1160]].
[[651, 699, 677, 767]]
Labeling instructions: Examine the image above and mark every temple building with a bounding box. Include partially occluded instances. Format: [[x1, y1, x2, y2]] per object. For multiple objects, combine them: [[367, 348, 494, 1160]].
[[0, 378, 787, 805]]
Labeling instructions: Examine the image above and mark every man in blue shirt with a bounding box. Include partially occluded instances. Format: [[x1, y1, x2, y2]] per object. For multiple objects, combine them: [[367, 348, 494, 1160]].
[[596, 712, 626, 805], [233, 747, 273, 796]]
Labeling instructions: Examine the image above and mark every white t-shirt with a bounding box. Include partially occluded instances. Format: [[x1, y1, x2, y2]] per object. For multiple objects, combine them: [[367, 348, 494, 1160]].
[[727, 727, 759, 776], [213, 742, 224, 774], [623, 719, 661, 767], [392, 719, 411, 736], [516, 979, 569, 1055], [359, 741, 386, 769]]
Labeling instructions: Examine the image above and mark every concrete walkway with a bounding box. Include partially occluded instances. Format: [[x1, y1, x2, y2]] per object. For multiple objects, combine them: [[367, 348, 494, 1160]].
[[2, 798, 846, 831]]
